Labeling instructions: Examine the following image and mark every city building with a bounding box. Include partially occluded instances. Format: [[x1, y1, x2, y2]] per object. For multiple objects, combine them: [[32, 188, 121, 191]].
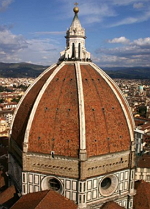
[[0, 117, 9, 138], [0, 110, 14, 125]]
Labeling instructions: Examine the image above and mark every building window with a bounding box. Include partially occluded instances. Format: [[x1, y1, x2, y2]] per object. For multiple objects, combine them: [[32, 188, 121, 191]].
[[79, 195, 82, 203], [101, 177, 111, 190], [72, 43, 75, 58], [147, 175, 150, 181], [80, 182, 82, 192], [78, 43, 81, 59], [41, 176, 63, 194], [99, 175, 118, 197], [83, 194, 85, 203], [49, 178, 61, 192], [22, 173, 25, 183], [22, 185, 26, 194], [130, 200, 133, 207], [130, 182, 133, 189]]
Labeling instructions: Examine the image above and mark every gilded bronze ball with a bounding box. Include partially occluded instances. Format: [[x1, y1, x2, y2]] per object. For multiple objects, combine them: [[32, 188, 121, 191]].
[[73, 7, 79, 13]]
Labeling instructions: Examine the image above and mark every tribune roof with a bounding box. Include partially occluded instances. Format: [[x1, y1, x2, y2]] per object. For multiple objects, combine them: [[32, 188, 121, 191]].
[[133, 181, 150, 209], [101, 201, 125, 209], [10, 190, 77, 209]]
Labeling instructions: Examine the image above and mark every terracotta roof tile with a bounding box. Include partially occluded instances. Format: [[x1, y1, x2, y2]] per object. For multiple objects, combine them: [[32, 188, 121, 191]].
[[137, 154, 150, 168], [0, 185, 16, 204], [81, 65, 131, 156], [10, 190, 48, 209], [11, 62, 133, 158], [10, 190, 77, 209], [0, 171, 5, 188], [11, 66, 56, 149], [28, 64, 79, 157], [100, 201, 125, 209], [133, 180, 150, 209]]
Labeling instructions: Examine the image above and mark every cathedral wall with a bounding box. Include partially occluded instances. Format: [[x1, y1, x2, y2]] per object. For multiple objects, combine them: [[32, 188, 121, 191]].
[[8, 154, 22, 191], [22, 168, 134, 209], [9, 139, 22, 165], [135, 167, 150, 182], [23, 151, 131, 180], [23, 153, 79, 178], [22, 171, 78, 202], [88, 196, 133, 209], [116, 196, 133, 209], [85, 169, 134, 206], [80, 151, 130, 179]]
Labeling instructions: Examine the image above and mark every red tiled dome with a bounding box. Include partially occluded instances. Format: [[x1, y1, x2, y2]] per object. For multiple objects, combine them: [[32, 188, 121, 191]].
[[8, 7, 136, 209], [10, 7, 134, 160], [11, 61, 134, 158]]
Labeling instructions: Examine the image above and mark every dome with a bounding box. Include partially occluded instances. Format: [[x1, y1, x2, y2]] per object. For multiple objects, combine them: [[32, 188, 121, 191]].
[[11, 61, 134, 158], [9, 7, 136, 208], [10, 7, 134, 161]]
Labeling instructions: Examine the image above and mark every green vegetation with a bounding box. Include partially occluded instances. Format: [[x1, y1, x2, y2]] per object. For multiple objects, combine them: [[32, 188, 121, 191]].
[[17, 84, 28, 90], [0, 62, 150, 79], [0, 86, 14, 92], [0, 98, 4, 103], [0, 86, 5, 92], [138, 105, 147, 118], [0, 62, 47, 78], [11, 96, 22, 103]]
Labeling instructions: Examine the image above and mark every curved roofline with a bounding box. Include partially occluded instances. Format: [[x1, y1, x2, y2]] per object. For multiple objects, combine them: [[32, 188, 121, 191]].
[[90, 62, 135, 141], [23, 61, 87, 159], [10, 60, 134, 158], [75, 62, 87, 160], [10, 63, 57, 136], [23, 62, 65, 152]]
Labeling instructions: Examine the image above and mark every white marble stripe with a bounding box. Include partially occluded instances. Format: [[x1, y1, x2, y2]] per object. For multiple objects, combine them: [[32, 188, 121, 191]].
[[75, 62, 86, 150], [96, 64, 135, 130], [10, 63, 57, 135], [90, 62, 134, 142], [23, 62, 65, 152]]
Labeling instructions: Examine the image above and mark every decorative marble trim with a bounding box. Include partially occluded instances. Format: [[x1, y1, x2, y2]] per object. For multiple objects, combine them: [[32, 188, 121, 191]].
[[90, 62, 134, 142], [75, 62, 87, 160], [10, 63, 57, 134], [23, 62, 65, 152]]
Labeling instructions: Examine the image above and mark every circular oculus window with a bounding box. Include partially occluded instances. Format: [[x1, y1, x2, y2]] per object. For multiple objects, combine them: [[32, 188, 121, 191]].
[[41, 176, 63, 194], [99, 175, 118, 196], [49, 178, 61, 191]]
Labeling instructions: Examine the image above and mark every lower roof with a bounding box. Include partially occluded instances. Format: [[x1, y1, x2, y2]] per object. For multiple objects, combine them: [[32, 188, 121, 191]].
[[10, 190, 77, 209]]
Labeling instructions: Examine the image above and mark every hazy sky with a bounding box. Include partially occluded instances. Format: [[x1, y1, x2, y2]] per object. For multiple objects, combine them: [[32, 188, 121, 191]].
[[0, 0, 150, 67]]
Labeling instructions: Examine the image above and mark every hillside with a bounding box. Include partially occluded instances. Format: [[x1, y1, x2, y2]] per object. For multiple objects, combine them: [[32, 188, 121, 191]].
[[0, 62, 150, 79], [103, 67, 150, 79], [0, 62, 47, 78]]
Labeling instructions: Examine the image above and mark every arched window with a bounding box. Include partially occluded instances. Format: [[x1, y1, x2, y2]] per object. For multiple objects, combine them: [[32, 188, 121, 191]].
[[72, 43, 75, 58], [49, 178, 61, 191], [78, 43, 81, 59]]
